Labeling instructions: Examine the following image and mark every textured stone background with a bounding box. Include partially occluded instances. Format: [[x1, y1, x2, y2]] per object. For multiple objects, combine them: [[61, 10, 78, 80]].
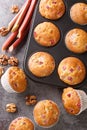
[[0, 0, 87, 130]]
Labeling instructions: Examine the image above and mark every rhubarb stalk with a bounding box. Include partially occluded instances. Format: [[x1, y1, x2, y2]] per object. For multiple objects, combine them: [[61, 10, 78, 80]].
[[2, 31, 18, 51], [11, 0, 32, 32], [8, 22, 31, 52], [18, 0, 37, 38], [8, 8, 22, 31]]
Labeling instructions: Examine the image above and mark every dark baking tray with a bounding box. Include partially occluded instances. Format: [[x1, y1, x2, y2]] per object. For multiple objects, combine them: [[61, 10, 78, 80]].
[[23, 0, 87, 88]]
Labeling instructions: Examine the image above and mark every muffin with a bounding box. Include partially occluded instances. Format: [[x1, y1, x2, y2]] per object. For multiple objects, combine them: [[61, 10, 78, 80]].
[[33, 22, 60, 47], [65, 28, 87, 53], [58, 57, 86, 85], [8, 117, 34, 130], [1, 67, 27, 93], [39, 0, 65, 20], [28, 52, 55, 77], [70, 3, 87, 25], [62, 87, 87, 115], [33, 100, 60, 128]]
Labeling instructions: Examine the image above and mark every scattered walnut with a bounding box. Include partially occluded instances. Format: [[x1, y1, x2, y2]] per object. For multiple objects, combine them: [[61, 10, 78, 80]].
[[25, 95, 37, 105], [8, 56, 19, 66], [6, 103, 17, 113], [0, 66, 4, 77], [0, 54, 9, 65], [0, 27, 9, 36], [10, 5, 19, 13]]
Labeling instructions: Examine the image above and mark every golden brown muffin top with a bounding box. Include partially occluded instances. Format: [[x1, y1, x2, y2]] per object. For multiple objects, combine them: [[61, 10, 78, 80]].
[[33, 100, 60, 127], [70, 3, 87, 25], [58, 57, 86, 85], [62, 87, 81, 115], [65, 28, 87, 53], [39, 0, 65, 20], [8, 67, 27, 93], [28, 52, 55, 77], [33, 22, 60, 47], [9, 117, 34, 130]]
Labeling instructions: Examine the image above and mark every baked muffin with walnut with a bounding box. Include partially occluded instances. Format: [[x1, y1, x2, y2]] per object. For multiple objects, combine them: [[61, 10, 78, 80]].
[[1, 67, 27, 93], [33, 100, 60, 128], [28, 51, 55, 77], [58, 57, 86, 85], [62, 87, 87, 115], [70, 3, 87, 25], [39, 0, 65, 20], [8, 117, 34, 130], [65, 28, 87, 53], [33, 22, 60, 47]]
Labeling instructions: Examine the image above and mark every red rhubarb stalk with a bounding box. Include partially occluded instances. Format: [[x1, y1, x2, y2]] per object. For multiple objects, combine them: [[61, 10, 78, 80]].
[[8, 1, 27, 31], [18, 0, 37, 38], [8, 22, 31, 52], [2, 31, 18, 51], [8, 6, 22, 31], [11, 0, 32, 32]]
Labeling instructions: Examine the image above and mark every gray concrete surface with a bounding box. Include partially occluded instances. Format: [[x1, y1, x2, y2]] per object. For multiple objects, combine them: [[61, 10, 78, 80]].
[[0, 0, 87, 130]]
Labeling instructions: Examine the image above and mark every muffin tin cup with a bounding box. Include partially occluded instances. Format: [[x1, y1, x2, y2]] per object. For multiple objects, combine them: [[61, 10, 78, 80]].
[[75, 90, 87, 115], [23, 0, 87, 88]]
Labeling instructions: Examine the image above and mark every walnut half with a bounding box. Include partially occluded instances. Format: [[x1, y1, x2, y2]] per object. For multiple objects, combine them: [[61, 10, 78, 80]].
[[8, 56, 19, 66], [25, 95, 37, 105], [0, 54, 9, 65], [10, 5, 19, 13], [6, 103, 17, 113], [0, 27, 9, 36]]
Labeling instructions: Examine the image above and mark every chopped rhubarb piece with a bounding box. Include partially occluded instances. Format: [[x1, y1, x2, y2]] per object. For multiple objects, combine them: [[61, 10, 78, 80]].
[[41, 114, 46, 118], [77, 66, 81, 71], [85, 45, 87, 49], [33, 31, 37, 37], [62, 99, 65, 103], [50, 39, 55, 45], [39, 61, 43, 65], [52, 2, 57, 4], [69, 68, 74, 72], [68, 76, 73, 81], [62, 66, 66, 70], [77, 102, 81, 108], [46, 5, 50, 9], [67, 93, 71, 97], [14, 83, 17, 88], [70, 109, 74, 113]]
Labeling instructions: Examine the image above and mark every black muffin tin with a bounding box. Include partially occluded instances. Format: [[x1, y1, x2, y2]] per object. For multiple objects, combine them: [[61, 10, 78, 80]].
[[23, 0, 87, 88]]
